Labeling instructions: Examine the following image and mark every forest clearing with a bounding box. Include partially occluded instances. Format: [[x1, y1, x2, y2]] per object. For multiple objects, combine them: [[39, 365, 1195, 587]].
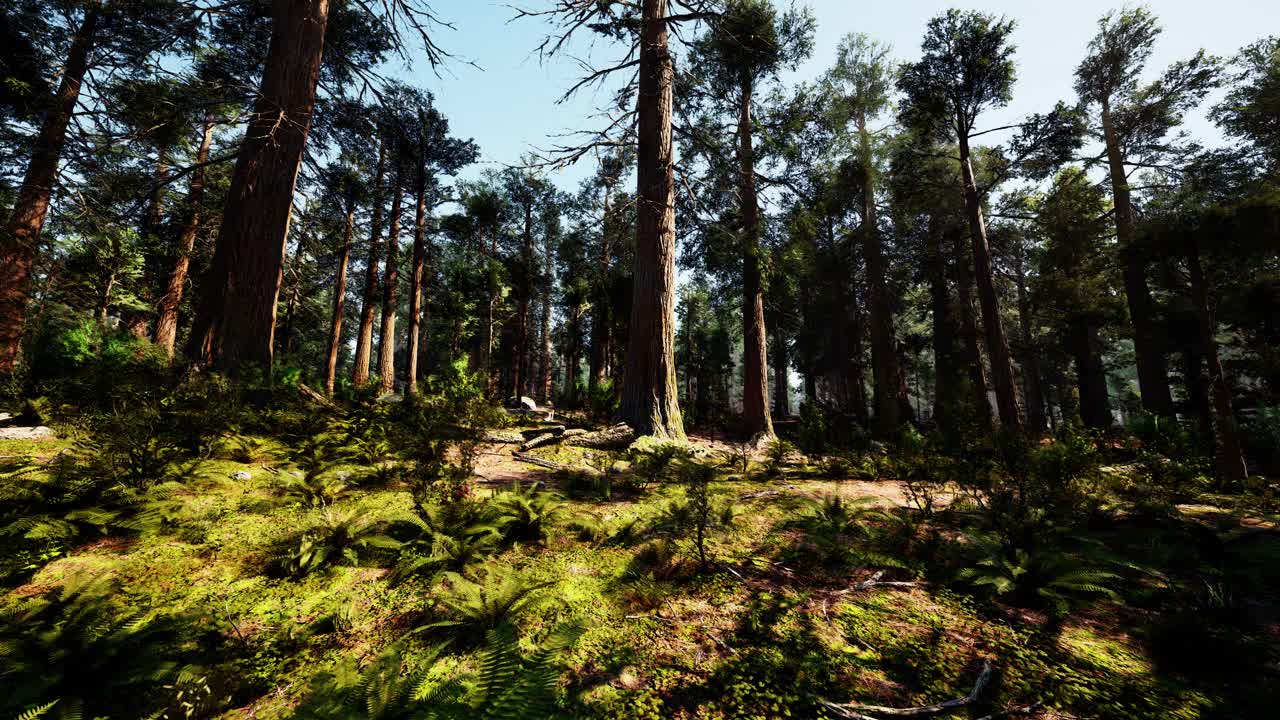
[[2, 0, 1279, 718]]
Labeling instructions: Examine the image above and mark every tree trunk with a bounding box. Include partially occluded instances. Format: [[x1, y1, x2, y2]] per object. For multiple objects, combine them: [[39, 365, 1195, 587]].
[[189, 0, 330, 374], [738, 69, 773, 439], [540, 230, 554, 404], [324, 202, 356, 396], [406, 168, 428, 395], [378, 176, 403, 394], [1181, 343, 1213, 432], [0, 9, 98, 373], [590, 180, 614, 392], [620, 0, 685, 439], [353, 138, 386, 387], [1187, 239, 1248, 480], [1014, 248, 1047, 433], [857, 116, 904, 436], [958, 129, 1023, 433], [1070, 319, 1111, 429], [514, 203, 534, 398], [278, 226, 307, 356], [950, 225, 994, 427], [772, 332, 789, 417], [567, 300, 582, 405], [927, 225, 956, 428], [1101, 99, 1174, 417], [155, 121, 214, 358]]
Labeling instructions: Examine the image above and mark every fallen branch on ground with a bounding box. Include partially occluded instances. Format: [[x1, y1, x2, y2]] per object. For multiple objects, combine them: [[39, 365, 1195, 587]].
[[816, 660, 993, 718], [851, 570, 919, 591], [512, 452, 572, 471], [298, 383, 342, 413]]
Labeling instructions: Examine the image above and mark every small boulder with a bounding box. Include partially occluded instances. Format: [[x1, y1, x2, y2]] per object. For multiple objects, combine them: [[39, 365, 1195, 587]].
[[0, 426, 55, 441], [232, 471, 252, 481], [505, 396, 538, 412]]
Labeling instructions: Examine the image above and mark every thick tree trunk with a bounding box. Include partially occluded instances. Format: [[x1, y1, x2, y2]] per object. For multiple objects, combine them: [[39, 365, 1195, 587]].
[[857, 116, 904, 435], [958, 130, 1024, 433], [1101, 100, 1174, 417], [406, 171, 428, 394], [0, 9, 98, 373], [950, 225, 994, 427], [620, 0, 685, 439], [353, 139, 386, 387], [1070, 319, 1111, 429], [567, 301, 583, 404], [189, 0, 330, 373], [1014, 249, 1047, 433], [378, 178, 403, 394], [738, 69, 773, 439], [1187, 240, 1248, 480], [324, 202, 356, 396], [155, 121, 214, 358]]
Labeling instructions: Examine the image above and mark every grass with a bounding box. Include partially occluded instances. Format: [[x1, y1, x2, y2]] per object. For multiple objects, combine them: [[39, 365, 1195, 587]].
[[2, 430, 1278, 719]]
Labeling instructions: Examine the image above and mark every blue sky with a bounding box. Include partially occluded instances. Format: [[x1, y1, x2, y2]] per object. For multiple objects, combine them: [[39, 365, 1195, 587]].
[[394, 1, 1278, 192]]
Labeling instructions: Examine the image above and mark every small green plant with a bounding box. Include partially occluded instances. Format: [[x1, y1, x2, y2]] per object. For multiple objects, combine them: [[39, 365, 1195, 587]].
[[652, 460, 735, 570], [275, 509, 400, 578], [0, 575, 188, 720], [426, 563, 553, 636], [278, 471, 351, 509], [300, 642, 453, 719], [629, 441, 691, 490], [722, 442, 752, 477], [762, 438, 797, 477], [491, 482, 563, 543], [958, 538, 1121, 615]]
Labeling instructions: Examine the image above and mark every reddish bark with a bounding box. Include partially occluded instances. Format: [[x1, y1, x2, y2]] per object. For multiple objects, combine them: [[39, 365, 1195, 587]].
[[0, 9, 98, 373], [406, 167, 428, 394], [189, 0, 330, 373], [325, 202, 356, 396], [377, 176, 404, 394], [738, 68, 773, 440], [620, 0, 685, 439], [155, 121, 215, 358], [352, 139, 386, 387]]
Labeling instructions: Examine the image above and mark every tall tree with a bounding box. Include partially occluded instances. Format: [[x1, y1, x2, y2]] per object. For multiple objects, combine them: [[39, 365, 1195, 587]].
[[352, 138, 387, 387], [0, 7, 98, 373], [1074, 7, 1221, 417], [827, 33, 910, 435], [693, 0, 814, 439], [322, 160, 365, 396], [189, 0, 332, 373], [154, 120, 216, 357], [378, 168, 405, 394]]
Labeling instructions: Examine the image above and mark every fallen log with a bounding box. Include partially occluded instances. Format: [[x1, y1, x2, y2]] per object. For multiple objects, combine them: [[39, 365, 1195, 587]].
[[512, 452, 574, 472], [483, 430, 525, 444], [520, 433, 560, 452], [564, 423, 636, 449], [817, 660, 993, 719], [298, 383, 342, 413]]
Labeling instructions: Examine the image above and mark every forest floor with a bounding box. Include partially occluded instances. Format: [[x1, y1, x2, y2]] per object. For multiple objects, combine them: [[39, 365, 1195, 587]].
[[2, 415, 1279, 720]]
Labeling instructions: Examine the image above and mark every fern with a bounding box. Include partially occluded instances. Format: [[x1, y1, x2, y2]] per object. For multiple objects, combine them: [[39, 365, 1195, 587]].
[[12, 701, 59, 720], [491, 482, 562, 544], [426, 563, 553, 636], [275, 509, 400, 578]]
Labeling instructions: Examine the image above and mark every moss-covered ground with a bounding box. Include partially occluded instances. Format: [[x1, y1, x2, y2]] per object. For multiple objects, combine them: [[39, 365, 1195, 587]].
[[2, 423, 1278, 720]]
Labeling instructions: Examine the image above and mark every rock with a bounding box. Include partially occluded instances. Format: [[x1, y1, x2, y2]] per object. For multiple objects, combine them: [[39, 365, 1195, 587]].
[[232, 471, 252, 481], [0, 412, 12, 425], [505, 396, 538, 411], [376, 393, 404, 404], [0, 426, 55, 441]]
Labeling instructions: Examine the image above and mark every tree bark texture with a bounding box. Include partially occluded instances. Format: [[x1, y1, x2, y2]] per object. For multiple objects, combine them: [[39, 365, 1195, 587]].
[[378, 177, 403, 394], [324, 202, 356, 396], [738, 68, 773, 439], [1187, 239, 1248, 480], [0, 9, 98, 373], [353, 138, 386, 387], [155, 121, 215, 358], [406, 169, 428, 394], [620, 0, 685, 439], [189, 0, 330, 374]]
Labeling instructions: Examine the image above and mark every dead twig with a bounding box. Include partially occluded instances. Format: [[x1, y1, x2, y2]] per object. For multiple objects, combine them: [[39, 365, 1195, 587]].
[[817, 660, 993, 718], [852, 570, 919, 591]]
